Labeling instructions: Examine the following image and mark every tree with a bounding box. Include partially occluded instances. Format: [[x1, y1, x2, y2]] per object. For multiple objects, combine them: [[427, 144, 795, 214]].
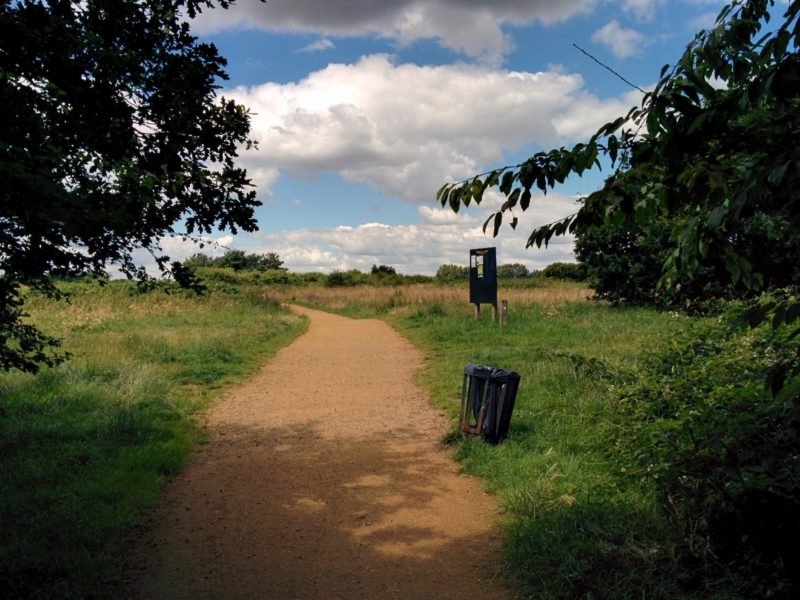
[[497, 263, 530, 278], [371, 264, 397, 276], [435, 264, 469, 282], [183, 253, 215, 268], [1, 0, 261, 371], [440, 0, 800, 325], [540, 262, 587, 281], [257, 252, 284, 271], [439, 2, 800, 592]]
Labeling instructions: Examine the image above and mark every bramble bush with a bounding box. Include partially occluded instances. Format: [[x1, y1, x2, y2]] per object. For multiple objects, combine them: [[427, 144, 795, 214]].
[[614, 302, 800, 598]]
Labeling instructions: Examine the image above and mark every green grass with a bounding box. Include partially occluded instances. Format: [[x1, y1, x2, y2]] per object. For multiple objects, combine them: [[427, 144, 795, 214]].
[[0, 281, 306, 598], [394, 302, 684, 598], [315, 291, 699, 598]]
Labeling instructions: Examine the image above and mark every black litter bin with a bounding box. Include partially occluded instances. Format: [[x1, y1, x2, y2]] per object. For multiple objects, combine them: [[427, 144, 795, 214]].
[[459, 364, 521, 444]]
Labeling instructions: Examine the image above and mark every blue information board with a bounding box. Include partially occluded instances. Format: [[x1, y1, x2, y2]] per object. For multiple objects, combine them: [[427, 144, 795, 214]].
[[469, 247, 497, 305]]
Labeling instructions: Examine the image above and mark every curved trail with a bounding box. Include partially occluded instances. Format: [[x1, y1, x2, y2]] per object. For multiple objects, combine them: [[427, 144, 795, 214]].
[[128, 306, 506, 599]]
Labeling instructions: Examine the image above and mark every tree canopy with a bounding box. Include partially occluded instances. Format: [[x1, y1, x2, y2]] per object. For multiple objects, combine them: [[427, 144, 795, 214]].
[[440, 0, 799, 321], [440, 3, 800, 591], [184, 250, 284, 271], [1, 0, 260, 371]]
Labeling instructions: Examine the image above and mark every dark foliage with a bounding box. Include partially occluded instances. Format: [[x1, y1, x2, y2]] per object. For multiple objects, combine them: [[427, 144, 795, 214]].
[[441, 0, 800, 328], [615, 315, 800, 598], [435, 264, 469, 281], [371, 264, 397, 275], [496, 263, 530, 278], [1, 0, 260, 371], [540, 262, 587, 282]]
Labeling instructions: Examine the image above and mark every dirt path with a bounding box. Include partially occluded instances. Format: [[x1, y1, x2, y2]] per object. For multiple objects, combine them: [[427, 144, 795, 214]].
[[127, 306, 507, 599]]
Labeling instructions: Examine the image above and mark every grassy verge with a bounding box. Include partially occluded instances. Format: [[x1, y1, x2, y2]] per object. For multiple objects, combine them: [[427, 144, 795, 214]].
[[0, 281, 306, 598], [289, 284, 699, 598], [396, 301, 690, 598]]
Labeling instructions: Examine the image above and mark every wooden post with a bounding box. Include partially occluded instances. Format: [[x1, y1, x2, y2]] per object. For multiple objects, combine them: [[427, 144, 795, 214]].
[[492, 302, 498, 323], [475, 303, 481, 319], [500, 299, 508, 326]]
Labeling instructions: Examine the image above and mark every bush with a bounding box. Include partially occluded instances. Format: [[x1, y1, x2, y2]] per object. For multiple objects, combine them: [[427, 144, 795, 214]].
[[541, 262, 587, 281], [497, 263, 530, 278], [325, 270, 364, 287], [615, 308, 800, 598], [435, 264, 469, 282]]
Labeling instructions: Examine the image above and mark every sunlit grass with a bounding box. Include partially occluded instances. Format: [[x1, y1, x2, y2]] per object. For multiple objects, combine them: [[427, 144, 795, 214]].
[[301, 284, 702, 598], [0, 281, 306, 598], [272, 280, 591, 318]]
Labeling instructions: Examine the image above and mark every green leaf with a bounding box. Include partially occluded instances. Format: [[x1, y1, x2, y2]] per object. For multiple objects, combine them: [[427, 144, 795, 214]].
[[482, 213, 494, 234], [520, 189, 532, 211], [439, 187, 451, 207], [506, 188, 521, 209], [493, 212, 502, 237], [449, 188, 461, 213], [786, 302, 800, 325], [500, 171, 515, 195], [687, 111, 710, 134], [436, 183, 450, 202]]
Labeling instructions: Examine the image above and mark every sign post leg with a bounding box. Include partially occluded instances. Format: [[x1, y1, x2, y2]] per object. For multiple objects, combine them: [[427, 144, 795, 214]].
[[475, 303, 481, 320]]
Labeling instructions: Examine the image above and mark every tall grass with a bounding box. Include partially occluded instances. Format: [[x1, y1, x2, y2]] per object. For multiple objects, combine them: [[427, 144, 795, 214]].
[[300, 286, 705, 598], [399, 302, 690, 598], [273, 280, 590, 318], [0, 281, 306, 598]]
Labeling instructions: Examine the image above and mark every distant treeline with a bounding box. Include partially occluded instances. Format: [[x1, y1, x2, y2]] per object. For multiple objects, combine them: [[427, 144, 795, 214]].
[[183, 251, 588, 286], [435, 262, 587, 281]]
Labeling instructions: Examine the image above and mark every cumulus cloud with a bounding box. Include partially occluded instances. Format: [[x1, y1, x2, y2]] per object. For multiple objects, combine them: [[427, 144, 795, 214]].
[[297, 38, 335, 53], [621, 0, 664, 22], [251, 190, 580, 273], [227, 55, 642, 202], [418, 206, 478, 226], [128, 192, 580, 276], [591, 20, 647, 59], [190, 0, 597, 61], [246, 166, 279, 200]]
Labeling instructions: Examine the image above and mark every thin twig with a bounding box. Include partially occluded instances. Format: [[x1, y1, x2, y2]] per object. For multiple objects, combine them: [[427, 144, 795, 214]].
[[573, 43, 647, 94]]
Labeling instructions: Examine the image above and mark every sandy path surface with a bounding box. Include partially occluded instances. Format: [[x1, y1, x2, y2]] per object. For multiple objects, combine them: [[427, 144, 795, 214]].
[[127, 306, 507, 599]]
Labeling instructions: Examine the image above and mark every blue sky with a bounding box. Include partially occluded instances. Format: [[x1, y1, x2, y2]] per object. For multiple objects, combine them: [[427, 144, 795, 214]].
[[160, 0, 731, 274]]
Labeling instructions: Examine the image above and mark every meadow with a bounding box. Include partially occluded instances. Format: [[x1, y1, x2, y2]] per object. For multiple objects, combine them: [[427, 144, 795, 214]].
[[0, 281, 306, 598], [277, 282, 720, 599], [2, 277, 739, 599]]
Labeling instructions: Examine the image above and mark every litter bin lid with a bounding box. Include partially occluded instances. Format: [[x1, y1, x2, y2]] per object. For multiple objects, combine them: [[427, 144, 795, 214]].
[[464, 363, 520, 382]]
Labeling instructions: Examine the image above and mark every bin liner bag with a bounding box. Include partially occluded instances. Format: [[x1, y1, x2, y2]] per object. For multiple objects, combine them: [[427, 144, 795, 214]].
[[464, 364, 520, 435]]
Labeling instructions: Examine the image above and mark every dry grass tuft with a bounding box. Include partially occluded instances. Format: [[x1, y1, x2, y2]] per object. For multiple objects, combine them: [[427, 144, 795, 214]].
[[271, 283, 591, 314]]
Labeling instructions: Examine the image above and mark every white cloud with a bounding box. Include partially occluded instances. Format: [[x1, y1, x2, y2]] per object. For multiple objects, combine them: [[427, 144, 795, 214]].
[[246, 166, 279, 200], [418, 206, 478, 225], [297, 38, 335, 53], [129, 192, 580, 275], [246, 190, 579, 274], [228, 55, 643, 202], [686, 11, 718, 30], [621, 0, 663, 22], [190, 0, 597, 61], [591, 20, 647, 59]]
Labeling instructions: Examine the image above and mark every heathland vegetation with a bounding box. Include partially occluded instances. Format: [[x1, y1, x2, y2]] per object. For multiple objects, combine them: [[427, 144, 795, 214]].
[[2, 1, 798, 598], [0, 281, 305, 597], [2, 261, 798, 598]]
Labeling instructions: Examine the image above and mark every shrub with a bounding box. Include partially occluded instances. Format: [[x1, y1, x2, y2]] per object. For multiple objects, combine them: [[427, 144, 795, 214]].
[[325, 270, 363, 287], [614, 308, 800, 598], [541, 262, 588, 281], [435, 264, 469, 282], [497, 263, 530, 278]]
